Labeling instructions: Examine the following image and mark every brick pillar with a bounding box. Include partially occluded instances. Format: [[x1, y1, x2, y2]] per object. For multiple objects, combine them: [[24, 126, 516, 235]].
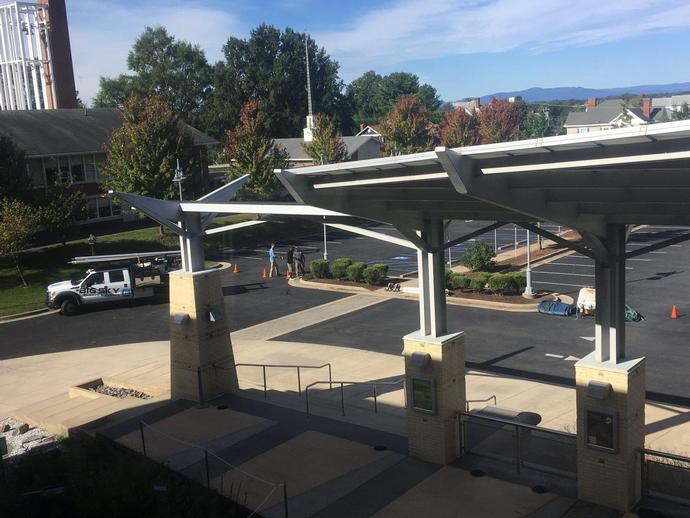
[[403, 330, 465, 465], [575, 353, 645, 511], [169, 267, 238, 402]]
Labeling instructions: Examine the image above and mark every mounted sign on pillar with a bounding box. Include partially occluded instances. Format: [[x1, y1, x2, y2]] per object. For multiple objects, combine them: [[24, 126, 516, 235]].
[[401, 219, 467, 465], [575, 225, 645, 511]]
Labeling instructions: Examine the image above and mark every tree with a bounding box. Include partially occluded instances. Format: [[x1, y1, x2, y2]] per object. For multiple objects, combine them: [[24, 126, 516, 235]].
[[94, 27, 211, 128], [303, 113, 348, 164], [460, 241, 495, 271], [439, 108, 481, 147], [104, 94, 196, 200], [379, 95, 432, 155], [204, 25, 353, 139], [347, 71, 441, 125], [0, 135, 30, 200], [0, 198, 39, 286], [223, 99, 289, 200], [613, 99, 633, 128], [478, 98, 524, 143], [38, 182, 87, 245], [518, 109, 550, 139]]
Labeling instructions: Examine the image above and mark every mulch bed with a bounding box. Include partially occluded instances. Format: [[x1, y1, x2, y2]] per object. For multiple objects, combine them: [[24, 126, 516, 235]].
[[304, 276, 409, 291], [448, 289, 557, 304]]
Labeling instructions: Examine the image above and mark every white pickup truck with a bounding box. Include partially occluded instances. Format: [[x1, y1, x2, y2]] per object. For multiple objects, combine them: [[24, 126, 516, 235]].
[[46, 251, 180, 316]]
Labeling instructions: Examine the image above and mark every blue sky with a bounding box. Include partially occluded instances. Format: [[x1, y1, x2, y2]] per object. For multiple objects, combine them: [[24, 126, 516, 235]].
[[68, 0, 690, 104]]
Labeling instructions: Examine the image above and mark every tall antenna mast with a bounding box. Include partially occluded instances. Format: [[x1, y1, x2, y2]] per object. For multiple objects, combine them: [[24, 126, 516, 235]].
[[305, 33, 313, 117]]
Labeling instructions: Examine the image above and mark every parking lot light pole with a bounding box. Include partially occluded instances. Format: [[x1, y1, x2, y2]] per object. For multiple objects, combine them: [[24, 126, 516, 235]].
[[323, 216, 328, 260], [523, 229, 534, 298]]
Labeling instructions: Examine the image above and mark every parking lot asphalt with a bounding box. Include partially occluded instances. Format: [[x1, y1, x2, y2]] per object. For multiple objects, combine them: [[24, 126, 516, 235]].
[[274, 295, 690, 406]]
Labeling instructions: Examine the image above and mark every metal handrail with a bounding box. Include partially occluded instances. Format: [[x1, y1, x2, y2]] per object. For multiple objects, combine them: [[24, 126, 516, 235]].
[[640, 448, 690, 464], [213, 361, 332, 398], [465, 395, 497, 412], [458, 411, 576, 439], [304, 378, 405, 417]]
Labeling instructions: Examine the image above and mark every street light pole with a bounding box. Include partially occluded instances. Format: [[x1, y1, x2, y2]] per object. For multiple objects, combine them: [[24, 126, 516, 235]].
[[323, 216, 328, 260], [523, 229, 534, 298]]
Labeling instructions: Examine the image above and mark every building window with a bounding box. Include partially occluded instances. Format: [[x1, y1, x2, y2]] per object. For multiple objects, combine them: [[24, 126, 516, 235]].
[[27, 159, 44, 187], [84, 154, 99, 182], [70, 156, 85, 182], [44, 158, 58, 185], [86, 197, 120, 220], [577, 127, 590, 134], [98, 200, 112, 218], [59, 157, 70, 183], [87, 198, 98, 219]]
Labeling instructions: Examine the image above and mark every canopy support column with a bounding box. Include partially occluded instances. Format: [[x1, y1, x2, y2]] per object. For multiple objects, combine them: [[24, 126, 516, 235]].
[[179, 212, 205, 273]]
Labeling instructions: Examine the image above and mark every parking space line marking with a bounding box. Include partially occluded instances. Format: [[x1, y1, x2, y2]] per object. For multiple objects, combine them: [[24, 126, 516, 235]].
[[546, 263, 594, 267], [533, 280, 588, 287], [629, 258, 651, 262], [545, 353, 565, 359], [650, 251, 667, 254], [533, 271, 595, 277]]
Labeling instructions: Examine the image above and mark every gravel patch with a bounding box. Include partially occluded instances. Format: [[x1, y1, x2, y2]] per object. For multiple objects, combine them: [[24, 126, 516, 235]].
[[0, 417, 58, 459], [88, 385, 151, 399]]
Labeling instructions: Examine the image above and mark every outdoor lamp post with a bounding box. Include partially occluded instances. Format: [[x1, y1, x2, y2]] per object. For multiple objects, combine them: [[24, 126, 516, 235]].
[[87, 233, 97, 256], [172, 159, 186, 201], [523, 229, 534, 298], [323, 216, 328, 260]]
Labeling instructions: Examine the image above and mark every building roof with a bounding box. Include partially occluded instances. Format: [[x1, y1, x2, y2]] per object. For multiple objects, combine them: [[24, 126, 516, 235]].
[[652, 94, 690, 108], [274, 135, 380, 161], [0, 108, 217, 158], [564, 99, 651, 127]]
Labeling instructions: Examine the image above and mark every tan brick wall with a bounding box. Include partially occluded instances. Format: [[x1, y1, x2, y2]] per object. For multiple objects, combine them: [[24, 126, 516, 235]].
[[403, 332, 466, 465], [575, 359, 645, 511], [169, 268, 238, 401]]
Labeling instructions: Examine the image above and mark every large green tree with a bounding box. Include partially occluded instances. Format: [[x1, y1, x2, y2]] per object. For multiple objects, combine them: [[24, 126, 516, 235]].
[[94, 27, 211, 128], [0, 198, 39, 286], [103, 94, 196, 200], [303, 113, 348, 164], [347, 71, 441, 126], [204, 25, 353, 139], [0, 135, 30, 200], [223, 99, 289, 200], [37, 182, 87, 246], [379, 95, 432, 155]]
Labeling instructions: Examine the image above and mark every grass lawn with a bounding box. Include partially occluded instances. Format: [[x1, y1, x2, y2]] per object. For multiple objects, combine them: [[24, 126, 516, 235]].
[[1, 436, 250, 517], [0, 215, 320, 317]]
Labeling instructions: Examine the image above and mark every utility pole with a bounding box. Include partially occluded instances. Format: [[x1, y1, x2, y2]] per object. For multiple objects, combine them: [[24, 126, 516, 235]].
[[172, 159, 186, 201], [523, 229, 534, 298]]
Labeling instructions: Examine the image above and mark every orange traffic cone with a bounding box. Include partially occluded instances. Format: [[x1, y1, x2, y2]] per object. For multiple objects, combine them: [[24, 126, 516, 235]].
[[671, 305, 678, 319], [285, 270, 291, 280], [233, 263, 239, 274], [262, 268, 267, 279]]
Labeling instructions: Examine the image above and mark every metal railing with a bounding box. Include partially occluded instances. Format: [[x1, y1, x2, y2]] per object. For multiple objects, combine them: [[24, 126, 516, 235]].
[[459, 411, 577, 478], [304, 378, 405, 417], [640, 448, 690, 506], [213, 361, 332, 398], [465, 395, 497, 412]]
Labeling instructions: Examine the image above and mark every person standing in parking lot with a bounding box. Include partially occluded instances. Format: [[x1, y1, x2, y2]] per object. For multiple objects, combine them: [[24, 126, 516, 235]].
[[286, 245, 295, 278], [268, 243, 280, 277]]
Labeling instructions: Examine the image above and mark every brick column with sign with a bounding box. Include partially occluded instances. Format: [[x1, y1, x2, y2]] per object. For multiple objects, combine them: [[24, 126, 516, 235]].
[[403, 330, 466, 465]]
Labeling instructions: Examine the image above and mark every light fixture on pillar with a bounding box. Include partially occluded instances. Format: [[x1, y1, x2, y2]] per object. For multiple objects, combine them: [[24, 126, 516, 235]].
[[172, 313, 189, 325], [207, 308, 223, 322]]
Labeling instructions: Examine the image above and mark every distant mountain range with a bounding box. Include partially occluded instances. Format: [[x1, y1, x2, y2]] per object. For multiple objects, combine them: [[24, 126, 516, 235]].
[[472, 82, 690, 103]]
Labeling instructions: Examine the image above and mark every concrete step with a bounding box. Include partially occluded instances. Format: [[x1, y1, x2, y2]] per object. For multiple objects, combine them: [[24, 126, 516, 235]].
[[102, 362, 169, 396], [12, 392, 105, 426]]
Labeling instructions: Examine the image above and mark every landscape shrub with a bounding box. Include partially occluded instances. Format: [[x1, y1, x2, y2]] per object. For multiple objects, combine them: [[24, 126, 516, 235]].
[[362, 263, 389, 285], [460, 241, 495, 271], [331, 257, 352, 278], [488, 273, 514, 295], [449, 273, 470, 290], [469, 272, 492, 293], [509, 271, 527, 292], [445, 269, 454, 288], [309, 259, 331, 278], [346, 261, 367, 282]]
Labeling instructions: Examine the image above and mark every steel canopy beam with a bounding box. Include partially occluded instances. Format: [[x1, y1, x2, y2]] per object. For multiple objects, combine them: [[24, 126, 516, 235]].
[[516, 222, 596, 260], [204, 220, 267, 236], [325, 223, 416, 250], [626, 231, 690, 259], [443, 221, 506, 250], [179, 202, 348, 217]]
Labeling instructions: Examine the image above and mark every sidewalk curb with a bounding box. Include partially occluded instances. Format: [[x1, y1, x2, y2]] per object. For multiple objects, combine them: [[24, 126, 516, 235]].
[[290, 278, 556, 313], [0, 307, 57, 324]]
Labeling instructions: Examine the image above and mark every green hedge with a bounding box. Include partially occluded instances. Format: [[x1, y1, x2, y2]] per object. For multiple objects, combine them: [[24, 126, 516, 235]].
[[331, 257, 352, 278], [469, 272, 492, 293], [487, 273, 514, 295], [363, 263, 389, 285], [449, 273, 470, 290], [346, 261, 366, 282], [509, 271, 527, 292], [309, 259, 331, 278]]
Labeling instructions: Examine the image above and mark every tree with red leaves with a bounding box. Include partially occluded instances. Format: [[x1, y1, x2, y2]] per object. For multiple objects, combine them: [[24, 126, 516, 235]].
[[439, 108, 481, 148], [478, 98, 524, 144], [224, 99, 289, 200], [379, 95, 433, 155]]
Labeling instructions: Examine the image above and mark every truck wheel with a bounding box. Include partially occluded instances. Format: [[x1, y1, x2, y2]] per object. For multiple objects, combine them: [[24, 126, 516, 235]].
[[60, 298, 78, 316]]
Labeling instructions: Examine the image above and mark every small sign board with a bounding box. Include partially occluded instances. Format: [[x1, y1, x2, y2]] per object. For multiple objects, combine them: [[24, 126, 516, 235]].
[[412, 377, 436, 414], [585, 409, 618, 453]]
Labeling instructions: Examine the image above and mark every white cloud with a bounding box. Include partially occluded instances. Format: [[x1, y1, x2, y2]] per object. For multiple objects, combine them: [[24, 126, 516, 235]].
[[68, 0, 242, 104], [314, 0, 690, 80]]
